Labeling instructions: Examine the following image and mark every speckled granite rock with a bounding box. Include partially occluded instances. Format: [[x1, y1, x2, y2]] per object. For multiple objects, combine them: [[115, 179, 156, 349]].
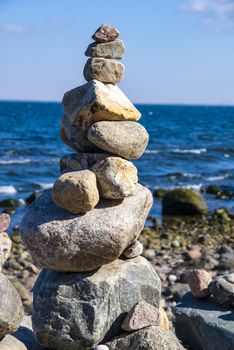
[[32, 257, 161, 350], [209, 274, 234, 308], [0, 213, 10, 232], [174, 292, 234, 350], [91, 157, 138, 199], [106, 326, 185, 350], [122, 240, 143, 259], [188, 269, 212, 298], [92, 24, 119, 43], [87, 121, 148, 159], [20, 184, 153, 272], [0, 272, 24, 337], [85, 40, 125, 59], [83, 58, 124, 83]]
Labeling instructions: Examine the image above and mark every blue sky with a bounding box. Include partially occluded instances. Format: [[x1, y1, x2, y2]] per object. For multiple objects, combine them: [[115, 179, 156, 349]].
[[1, 0, 234, 105]]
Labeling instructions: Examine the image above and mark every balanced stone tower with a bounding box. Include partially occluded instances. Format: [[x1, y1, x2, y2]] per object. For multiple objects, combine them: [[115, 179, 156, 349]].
[[20, 24, 184, 350]]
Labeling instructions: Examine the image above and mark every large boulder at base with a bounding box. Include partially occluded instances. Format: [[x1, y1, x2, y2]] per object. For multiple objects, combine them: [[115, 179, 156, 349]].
[[0, 273, 24, 337], [162, 188, 208, 215], [20, 184, 152, 272], [91, 157, 138, 199], [85, 40, 125, 59], [60, 152, 112, 173], [0, 316, 44, 350], [61, 80, 141, 152], [83, 58, 124, 83], [32, 257, 161, 350], [173, 292, 234, 350], [92, 24, 120, 43], [52, 170, 99, 214], [105, 326, 185, 350], [87, 121, 149, 159]]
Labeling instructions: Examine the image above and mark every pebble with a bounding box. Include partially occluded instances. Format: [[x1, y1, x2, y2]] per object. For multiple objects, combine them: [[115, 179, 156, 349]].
[[93, 346, 109, 350], [185, 248, 202, 261], [121, 300, 160, 331], [188, 269, 212, 298], [0, 213, 10, 232], [122, 240, 143, 259], [168, 274, 177, 283], [92, 23, 120, 43], [0, 232, 12, 270], [209, 274, 234, 308], [52, 170, 99, 214]]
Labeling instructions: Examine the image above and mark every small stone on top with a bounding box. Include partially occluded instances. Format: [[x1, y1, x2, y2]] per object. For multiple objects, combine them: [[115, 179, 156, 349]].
[[92, 23, 120, 43]]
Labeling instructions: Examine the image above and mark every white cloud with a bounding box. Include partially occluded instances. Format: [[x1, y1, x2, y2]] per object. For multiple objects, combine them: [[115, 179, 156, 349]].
[[0, 23, 39, 35], [182, 0, 234, 32]]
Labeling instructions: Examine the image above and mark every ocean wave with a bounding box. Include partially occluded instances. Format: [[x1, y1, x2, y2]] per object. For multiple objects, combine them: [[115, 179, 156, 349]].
[[0, 185, 17, 194], [179, 184, 203, 191], [206, 175, 229, 181], [145, 150, 160, 154], [38, 182, 54, 190], [0, 159, 31, 165], [172, 148, 207, 154]]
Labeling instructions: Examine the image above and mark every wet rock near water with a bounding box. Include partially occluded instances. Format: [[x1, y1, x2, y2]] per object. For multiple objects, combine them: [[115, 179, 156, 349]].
[[162, 188, 208, 215], [32, 257, 161, 350]]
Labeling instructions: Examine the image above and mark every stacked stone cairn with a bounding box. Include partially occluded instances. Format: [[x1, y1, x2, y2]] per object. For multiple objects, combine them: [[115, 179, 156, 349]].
[[20, 24, 184, 350], [0, 214, 24, 342]]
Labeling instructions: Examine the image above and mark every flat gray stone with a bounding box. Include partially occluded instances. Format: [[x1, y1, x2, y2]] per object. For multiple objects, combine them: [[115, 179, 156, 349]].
[[32, 257, 161, 350], [87, 121, 149, 159], [106, 326, 185, 350], [0, 273, 24, 338], [20, 184, 153, 272], [173, 292, 234, 350], [60, 152, 112, 173], [85, 40, 125, 59], [83, 58, 124, 84]]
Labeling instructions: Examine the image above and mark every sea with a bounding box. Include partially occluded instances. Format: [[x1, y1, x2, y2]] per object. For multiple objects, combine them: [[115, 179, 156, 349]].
[[0, 101, 233, 230]]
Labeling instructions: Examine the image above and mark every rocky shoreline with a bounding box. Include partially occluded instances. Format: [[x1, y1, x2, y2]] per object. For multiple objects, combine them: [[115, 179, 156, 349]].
[[2, 208, 233, 326]]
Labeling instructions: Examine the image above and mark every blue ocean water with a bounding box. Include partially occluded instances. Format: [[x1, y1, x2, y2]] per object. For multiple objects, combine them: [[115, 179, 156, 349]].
[[0, 101, 233, 228]]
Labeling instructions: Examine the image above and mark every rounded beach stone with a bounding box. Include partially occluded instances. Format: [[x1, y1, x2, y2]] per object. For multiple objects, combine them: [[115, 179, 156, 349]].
[[52, 170, 99, 214], [0, 272, 24, 337], [121, 300, 160, 332], [85, 40, 125, 59], [209, 274, 234, 308], [60, 152, 112, 173], [0, 213, 10, 232], [122, 240, 143, 259], [20, 184, 153, 272], [87, 121, 149, 159], [91, 157, 138, 199], [0, 232, 12, 270], [32, 257, 161, 350], [93, 346, 109, 350], [162, 188, 208, 215], [188, 269, 212, 298], [92, 24, 120, 43], [83, 58, 124, 84], [106, 326, 185, 350]]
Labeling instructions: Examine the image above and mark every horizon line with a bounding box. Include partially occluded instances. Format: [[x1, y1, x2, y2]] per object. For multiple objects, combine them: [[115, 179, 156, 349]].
[[0, 98, 234, 108]]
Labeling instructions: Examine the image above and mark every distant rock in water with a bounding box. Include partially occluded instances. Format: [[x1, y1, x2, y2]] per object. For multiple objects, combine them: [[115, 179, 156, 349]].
[[162, 188, 208, 215]]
